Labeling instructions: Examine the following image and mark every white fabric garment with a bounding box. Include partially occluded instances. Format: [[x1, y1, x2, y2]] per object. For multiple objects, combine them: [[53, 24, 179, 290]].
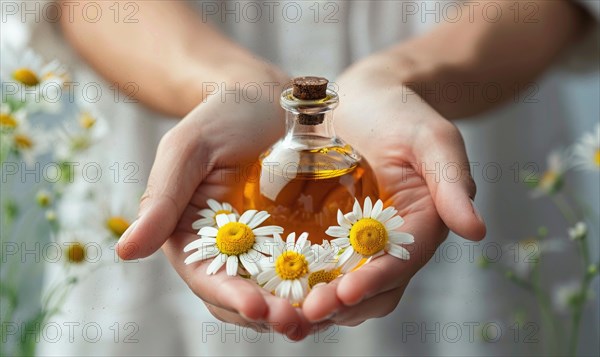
[[1, 0, 597, 355]]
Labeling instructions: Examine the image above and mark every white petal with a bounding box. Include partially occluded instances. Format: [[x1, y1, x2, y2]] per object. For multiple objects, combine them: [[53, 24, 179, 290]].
[[197, 209, 215, 218], [286, 232, 296, 246], [226, 255, 239, 276], [206, 254, 227, 275], [388, 231, 415, 245], [330, 237, 350, 249], [376, 207, 397, 223], [192, 218, 215, 230], [295, 232, 308, 251], [215, 214, 230, 227], [248, 211, 270, 229], [257, 268, 277, 284], [253, 225, 283, 236], [291, 279, 304, 303], [207, 199, 222, 212], [343, 251, 364, 272], [338, 246, 354, 265], [336, 210, 351, 229], [325, 226, 349, 238], [352, 199, 363, 219], [184, 248, 219, 265], [183, 238, 217, 252], [371, 200, 383, 219], [198, 226, 219, 237], [345, 212, 358, 223], [387, 244, 410, 260], [240, 253, 260, 276], [239, 210, 257, 224], [384, 216, 405, 231], [263, 275, 281, 292], [222, 202, 233, 212], [276, 280, 292, 300], [363, 197, 372, 218]]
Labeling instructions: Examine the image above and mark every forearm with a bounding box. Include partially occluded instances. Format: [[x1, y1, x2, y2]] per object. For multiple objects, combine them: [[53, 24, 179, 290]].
[[363, 0, 591, 119], [59, 0, 282, 117]]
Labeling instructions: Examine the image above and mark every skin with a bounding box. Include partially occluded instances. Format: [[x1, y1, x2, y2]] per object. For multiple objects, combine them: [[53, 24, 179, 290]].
[[60, 0, 590, 341]]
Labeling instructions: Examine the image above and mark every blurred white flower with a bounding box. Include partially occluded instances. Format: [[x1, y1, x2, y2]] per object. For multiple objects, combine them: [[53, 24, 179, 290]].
[[551, 280, 592, 314], [6, 119, 49, 164], [192, 199, 239, 230], [530, 150, 568, 198], [1, 46, 66, 113], [53, 109, 108, 160], [0, 103, 27, 131], [571, 123, 600, 171], [568, 222, 587, 241], [504, 238, 566, 279]]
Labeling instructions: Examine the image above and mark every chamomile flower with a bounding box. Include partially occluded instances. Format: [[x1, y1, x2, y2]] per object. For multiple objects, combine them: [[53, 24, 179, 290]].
[[530, 150, 568, 198], [8, 120, 49, 165], [572, 123, 600, 171], [192, 199, 239, 229], [552, 280, 592, 314], [503, 237, 565, 278], [184, 210, 283, 276], [307, 240, 342, 288], [0, 103, 26, 131], [325, 197, 414, 272], [257, 232, 330, 304], [53, 109, 108, 160], [1, 47, 66, 112]]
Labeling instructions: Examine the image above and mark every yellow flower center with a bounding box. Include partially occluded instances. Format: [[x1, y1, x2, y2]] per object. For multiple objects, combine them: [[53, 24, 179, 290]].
[[539, 170, 559, 190], [594, 149, 600, 167], [106, 216, 130, 237], [216, 222, 255, 255], [275, 251, 309, 280], [13, 68, 40, 87], [66, 242, 86, 264], [14, 134, 34, 150], [71, 136, 91, 151], [308, 268, 341, 288], [36, 192, 51, 207], [0, 113, 18, 128], [79, 112, 97, 129], [349, 218, 388, 256]]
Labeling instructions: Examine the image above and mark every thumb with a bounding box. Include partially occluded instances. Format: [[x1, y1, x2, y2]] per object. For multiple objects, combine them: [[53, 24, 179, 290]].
[[116, 123, 209, 259], [414, 121, 486, 241]]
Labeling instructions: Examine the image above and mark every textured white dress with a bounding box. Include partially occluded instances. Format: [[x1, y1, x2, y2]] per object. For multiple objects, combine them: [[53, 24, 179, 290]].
[[2, 0, 597, 355]]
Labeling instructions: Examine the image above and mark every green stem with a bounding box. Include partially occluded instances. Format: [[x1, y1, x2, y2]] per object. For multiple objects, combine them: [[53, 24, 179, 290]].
[[531, 261, 562, 355], [551, 194, 578, 225], [568, 239, 594, 356]]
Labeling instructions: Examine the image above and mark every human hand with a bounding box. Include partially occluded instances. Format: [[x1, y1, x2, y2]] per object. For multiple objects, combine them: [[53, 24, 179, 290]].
[[302, 56, 487, 326], [115, 69, 321, 340]]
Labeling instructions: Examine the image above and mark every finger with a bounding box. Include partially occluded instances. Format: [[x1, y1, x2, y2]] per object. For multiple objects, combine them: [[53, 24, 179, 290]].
[[116, 118, 209, 259], [332, 286, 406, 327], [262, 295, 312, 341], [162, 230, 269, 321], [302, 280, 343, 323], [413, 120, 486, 241], [336, 213, 442, 306], [205, 303, 270, 332]]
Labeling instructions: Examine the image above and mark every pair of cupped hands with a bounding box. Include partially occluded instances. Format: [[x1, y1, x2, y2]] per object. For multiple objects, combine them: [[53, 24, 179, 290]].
[[116, 56, 486, 340]]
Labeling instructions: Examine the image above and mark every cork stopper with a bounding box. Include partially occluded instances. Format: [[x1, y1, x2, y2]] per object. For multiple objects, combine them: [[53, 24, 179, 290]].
[[291, 76, 328, 125]]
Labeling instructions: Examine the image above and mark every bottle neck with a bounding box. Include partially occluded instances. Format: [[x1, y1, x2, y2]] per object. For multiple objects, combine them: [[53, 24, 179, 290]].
[[284, 110, 336, 143]]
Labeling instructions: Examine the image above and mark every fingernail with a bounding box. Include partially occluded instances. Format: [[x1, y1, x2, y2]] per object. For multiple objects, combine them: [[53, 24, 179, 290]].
[[240, 311, 261, 323], [470, 199, 484, 224], [118, 219, 138, 245]]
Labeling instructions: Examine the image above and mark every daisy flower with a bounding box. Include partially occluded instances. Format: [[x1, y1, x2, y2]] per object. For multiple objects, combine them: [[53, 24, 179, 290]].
[[325, 197, 414, 272], [257, 232, 330, 304], [53, 109, 108, 160], [530, 149, 568, 198], [502, 237, 565, 278], [192, 199, 239, 229], [1, 46, 66, 112], [184, 210, 283, 276], [571, 123, 600, 171], [0, 103, 27, 131], [552, 280, 591, 314], [307, 240, 342, 289], [7, 119, 49, 165]]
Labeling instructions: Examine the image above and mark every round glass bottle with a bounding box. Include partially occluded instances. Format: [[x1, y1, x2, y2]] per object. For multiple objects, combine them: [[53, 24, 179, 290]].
[[243, 77, 379, 243]]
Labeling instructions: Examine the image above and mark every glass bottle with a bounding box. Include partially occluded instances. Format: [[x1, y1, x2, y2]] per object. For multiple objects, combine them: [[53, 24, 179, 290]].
[[243, 77, 379, 243]]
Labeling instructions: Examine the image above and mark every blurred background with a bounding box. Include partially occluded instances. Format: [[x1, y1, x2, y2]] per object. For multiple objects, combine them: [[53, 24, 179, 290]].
[[1, 1, 599, 356]]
